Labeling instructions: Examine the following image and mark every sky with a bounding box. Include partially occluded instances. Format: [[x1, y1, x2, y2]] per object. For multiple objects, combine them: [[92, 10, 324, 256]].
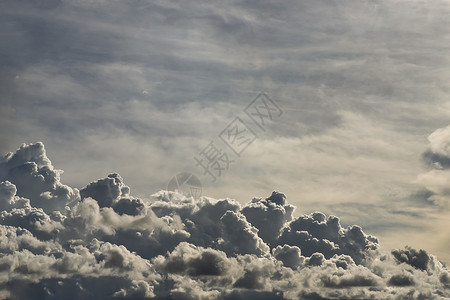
[[1, 0, 450, 297]]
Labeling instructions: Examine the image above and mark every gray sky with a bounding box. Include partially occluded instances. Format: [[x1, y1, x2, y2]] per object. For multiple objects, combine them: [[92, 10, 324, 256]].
[[1, 0, 450, 264]]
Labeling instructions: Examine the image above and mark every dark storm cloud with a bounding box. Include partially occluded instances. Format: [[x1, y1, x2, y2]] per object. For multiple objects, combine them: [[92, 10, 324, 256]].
[[80, 173, 131, 208], [153, 242, 229, 277], [1, 142, 449, 299], [392, 246, 431, 272], [423, 151, 450, 169]]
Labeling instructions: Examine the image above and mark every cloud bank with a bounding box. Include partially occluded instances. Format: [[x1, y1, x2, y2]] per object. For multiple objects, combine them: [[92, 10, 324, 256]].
[[1, 142, 449, 299]]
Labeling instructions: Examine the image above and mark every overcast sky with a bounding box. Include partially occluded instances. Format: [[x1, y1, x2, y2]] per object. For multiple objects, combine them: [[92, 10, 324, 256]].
[[1, 0, 450, 266]]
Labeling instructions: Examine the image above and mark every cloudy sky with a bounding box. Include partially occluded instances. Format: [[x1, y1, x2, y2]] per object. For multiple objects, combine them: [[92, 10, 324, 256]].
[[1, 0, 450, 293]]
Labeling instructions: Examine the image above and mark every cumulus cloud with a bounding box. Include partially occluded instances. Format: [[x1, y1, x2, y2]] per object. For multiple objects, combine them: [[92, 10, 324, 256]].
[[277, 211, 379, 264], [0, 142, 78, 212], [417, 124, 450, 206], [241, 191, 295, 247], [0, 142, 449, 299], [423, 124, 450, 169]]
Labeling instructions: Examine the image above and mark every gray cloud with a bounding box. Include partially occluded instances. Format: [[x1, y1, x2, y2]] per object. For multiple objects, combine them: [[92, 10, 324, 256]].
[[0, 142, 449, 299], [277, 211, 379, 264], [272, 244, 303, 269], [416, 124, 450, 207], [0, 142, 78, 212], [241, 191, 295, 247]]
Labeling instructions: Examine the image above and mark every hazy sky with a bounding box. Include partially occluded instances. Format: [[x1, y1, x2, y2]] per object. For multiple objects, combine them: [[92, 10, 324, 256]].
[[1, 0, 450, 266]]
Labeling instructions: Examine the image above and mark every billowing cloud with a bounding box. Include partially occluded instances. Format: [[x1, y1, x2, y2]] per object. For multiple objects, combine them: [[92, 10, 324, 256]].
[[423, 124, 450, 169], [1, 142, 449, 299], [0, 142, 78, 212], [241, 191, 295, 247], [417, 124, 450, 206]]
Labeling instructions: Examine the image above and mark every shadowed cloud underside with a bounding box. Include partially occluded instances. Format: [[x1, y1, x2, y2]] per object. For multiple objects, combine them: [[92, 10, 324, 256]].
[[0, 142, 448, 299]]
